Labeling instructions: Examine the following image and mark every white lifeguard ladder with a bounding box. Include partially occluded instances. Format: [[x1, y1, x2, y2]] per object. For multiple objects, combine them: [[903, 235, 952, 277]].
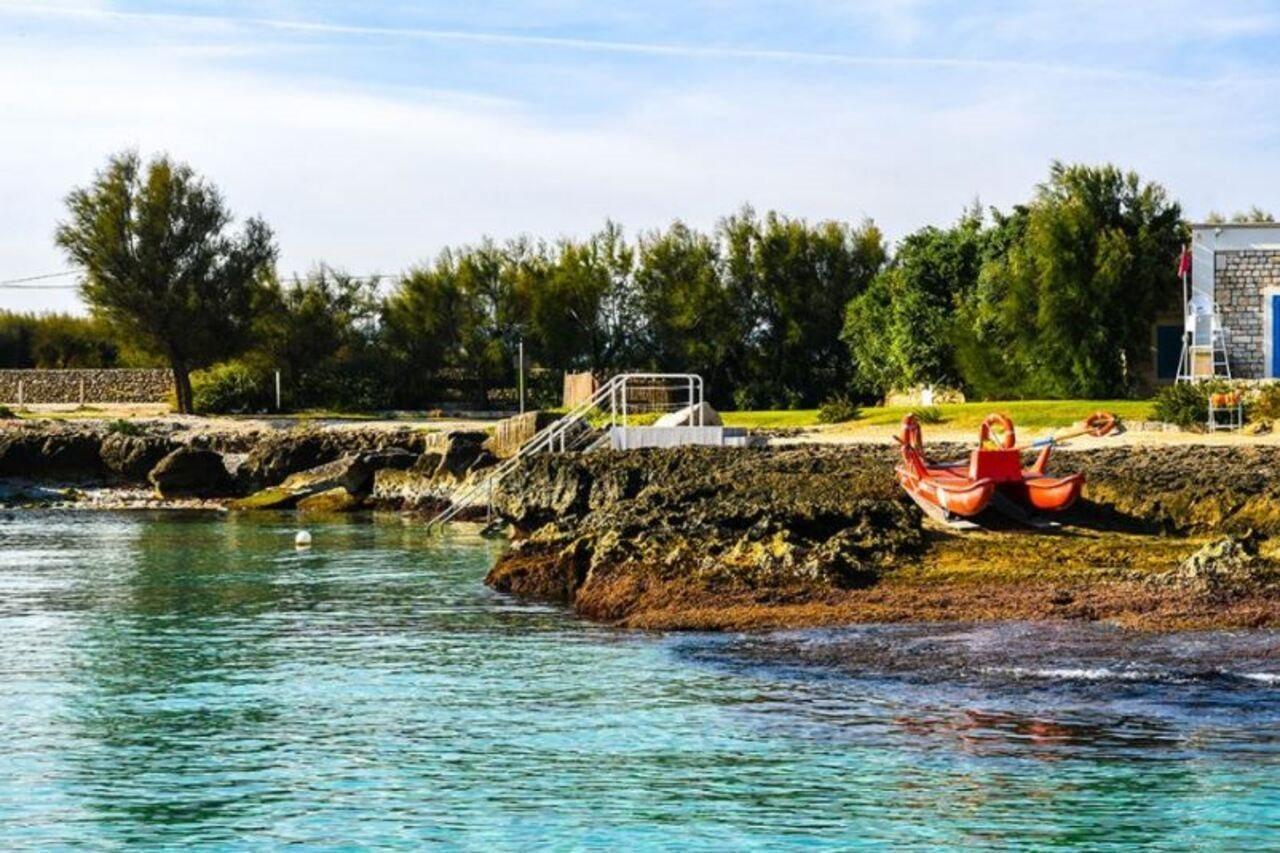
[[1175, 295, 1232, 382]]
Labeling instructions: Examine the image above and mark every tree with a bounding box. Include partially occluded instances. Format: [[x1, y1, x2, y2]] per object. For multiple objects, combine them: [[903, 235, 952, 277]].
[[957, 162, 1183, 398], [254, 266, 384, 409], [529, 222, 639, 372], [843, 210, 988, 396], [633, 221, 736, 401], [383, 241, 523, 407], [55, 151, 277, 413], [720, 208, 886, 407], [1205, 207, 1275, 224]]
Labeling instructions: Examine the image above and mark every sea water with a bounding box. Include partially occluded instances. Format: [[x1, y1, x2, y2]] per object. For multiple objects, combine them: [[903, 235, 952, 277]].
[[1, 511, 1278, 849]]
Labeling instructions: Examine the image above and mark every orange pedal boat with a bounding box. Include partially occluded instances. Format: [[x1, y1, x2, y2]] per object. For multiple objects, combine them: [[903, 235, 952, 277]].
[[895, 412, 1114, 525]]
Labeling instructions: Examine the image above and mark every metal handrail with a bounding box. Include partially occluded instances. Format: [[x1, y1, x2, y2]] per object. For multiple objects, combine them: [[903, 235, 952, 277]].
[[426, 373, 703, 529]]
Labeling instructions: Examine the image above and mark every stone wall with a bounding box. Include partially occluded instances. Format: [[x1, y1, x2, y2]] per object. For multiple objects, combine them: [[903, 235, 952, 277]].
[[1217, 250, 1280, 379], [0, 369, 173, 404]]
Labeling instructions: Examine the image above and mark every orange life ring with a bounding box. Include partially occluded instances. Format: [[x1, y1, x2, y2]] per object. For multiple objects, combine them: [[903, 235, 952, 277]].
[[1209, 391, 1241, 408], [1084, 411, 1116, 437], [979, 413, 1016, 449]]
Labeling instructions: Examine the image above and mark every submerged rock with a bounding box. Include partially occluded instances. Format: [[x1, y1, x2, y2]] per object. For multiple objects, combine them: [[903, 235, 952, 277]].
[[297, 486, 362, 513], [149, 448, 234, 498]]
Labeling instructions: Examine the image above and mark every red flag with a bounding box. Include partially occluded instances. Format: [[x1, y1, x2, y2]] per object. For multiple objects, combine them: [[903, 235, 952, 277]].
[[1177, 246, 1192, 277]]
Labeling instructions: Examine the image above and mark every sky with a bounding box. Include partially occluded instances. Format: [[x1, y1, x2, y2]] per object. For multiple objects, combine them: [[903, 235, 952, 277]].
[[1, 0, 1279, 312]]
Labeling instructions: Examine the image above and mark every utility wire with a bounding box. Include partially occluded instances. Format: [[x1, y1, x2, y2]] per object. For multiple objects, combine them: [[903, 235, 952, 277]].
[[0, 269, 394, 290], [0, 270, 82, 288]]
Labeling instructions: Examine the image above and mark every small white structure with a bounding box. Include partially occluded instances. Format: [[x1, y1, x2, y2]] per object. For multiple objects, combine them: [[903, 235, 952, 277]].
[[1174, 223, 1280, 381]]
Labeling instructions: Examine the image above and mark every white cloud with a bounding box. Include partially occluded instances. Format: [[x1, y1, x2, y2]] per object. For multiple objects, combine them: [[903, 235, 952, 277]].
[[0, 1, 1278, 315]]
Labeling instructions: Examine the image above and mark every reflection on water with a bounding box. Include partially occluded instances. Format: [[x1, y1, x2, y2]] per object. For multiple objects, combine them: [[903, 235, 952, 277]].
[[1, 511, 1279, 848]]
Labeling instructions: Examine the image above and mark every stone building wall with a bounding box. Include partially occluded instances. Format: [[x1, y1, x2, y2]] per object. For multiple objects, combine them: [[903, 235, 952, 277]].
[[1216, 249, 1280, 379], [0, 369, 173, 404]]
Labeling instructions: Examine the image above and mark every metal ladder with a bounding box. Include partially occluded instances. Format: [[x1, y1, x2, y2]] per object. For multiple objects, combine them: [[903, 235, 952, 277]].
[[425, 372, 703, 530]]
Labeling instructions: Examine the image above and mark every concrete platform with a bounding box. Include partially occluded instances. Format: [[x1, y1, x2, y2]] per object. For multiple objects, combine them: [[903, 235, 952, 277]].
[[607, 425, 763, 450]]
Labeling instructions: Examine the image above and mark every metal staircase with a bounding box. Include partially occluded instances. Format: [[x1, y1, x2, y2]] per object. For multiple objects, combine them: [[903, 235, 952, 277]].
[[426, 373, 703, 529]]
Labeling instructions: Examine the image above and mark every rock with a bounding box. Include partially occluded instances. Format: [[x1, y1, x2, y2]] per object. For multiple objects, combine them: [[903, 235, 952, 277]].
[[148, 448, 233, 498], [486, 446, 924, 617], [429, 431, 490, 482], [233, 448, 417, 510], [100, 433, 175, 482], [297, 487, 362, 513], [370, 468, 450, 511], [1150, 533, 1275, 600], [0, 429, 107, 481], [237, 428, 431, 490], [654, 402, 723, 428]]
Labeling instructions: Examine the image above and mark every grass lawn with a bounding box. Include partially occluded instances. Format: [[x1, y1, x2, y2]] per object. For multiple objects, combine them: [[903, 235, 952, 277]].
[[723, 399, 1155, 432]]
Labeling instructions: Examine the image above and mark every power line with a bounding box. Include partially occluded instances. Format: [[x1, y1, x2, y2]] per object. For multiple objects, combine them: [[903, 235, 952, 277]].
[[0, 269, 395, 290], [0, 270, 82, 288]]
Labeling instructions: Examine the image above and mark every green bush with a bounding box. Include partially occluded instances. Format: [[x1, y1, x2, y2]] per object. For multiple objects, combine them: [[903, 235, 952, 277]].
[[191, 360, 270, 414], [0, 404, 15, 419], [1252, 384, 1280, 421], [1152, 381, 1232, 428], [818, 394, 861, 424], [910, 405, 945, 424], [105, 418, 142, 436]]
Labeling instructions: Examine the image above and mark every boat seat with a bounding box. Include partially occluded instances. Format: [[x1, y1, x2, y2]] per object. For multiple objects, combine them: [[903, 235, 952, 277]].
[[969, 449, 1023, 483]]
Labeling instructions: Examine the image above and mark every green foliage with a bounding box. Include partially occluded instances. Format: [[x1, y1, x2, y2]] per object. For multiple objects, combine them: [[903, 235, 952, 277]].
[[0, 405, 15, 419], [955, 162, 1184, 398], [817, 395, 861, 424], [55, 150, 277, 412], [1251, 384, 1280, 421], [104, 418, 142, 436], [719, 208, 886, 407], [910, 405, 945, 424], [1151, 381, 1228, 428], [0, 311, 125, 368], [844, 209, 988, 396], [191, 360, 270, 414], [252, 266, 388, 411]]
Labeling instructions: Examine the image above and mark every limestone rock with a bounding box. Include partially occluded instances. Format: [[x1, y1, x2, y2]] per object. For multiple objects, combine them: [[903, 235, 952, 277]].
[[298, 487, 362, 513], [233, 448, 416, 510], [100, 433, 175, 482], [0, 429, 106, 481], [1150, 533, 1276, 600], [148, 448, 233, 498]]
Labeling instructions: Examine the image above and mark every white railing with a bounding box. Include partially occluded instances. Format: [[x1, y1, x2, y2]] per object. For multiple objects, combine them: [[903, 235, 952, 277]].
[[426, 373, 703, 529]]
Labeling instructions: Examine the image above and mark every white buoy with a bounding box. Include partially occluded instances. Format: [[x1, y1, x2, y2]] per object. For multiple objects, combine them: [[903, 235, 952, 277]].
[[295, 530, 312, 549]]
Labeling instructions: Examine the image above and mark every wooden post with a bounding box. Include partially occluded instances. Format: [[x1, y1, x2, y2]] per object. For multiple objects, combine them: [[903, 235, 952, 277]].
[[79, 378, 85, 407], [275, 370, 282, 411], [17, 380, 23, 408]]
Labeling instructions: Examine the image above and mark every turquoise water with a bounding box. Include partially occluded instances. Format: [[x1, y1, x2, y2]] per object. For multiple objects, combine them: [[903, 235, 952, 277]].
[[2, 511, 1279, 849]]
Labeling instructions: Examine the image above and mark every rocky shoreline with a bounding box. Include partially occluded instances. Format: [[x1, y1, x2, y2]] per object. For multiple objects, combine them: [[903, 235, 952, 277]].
[[485, 445, 1280, 632], [0, 419, 494, 513], [5, 420, 1280, 632]]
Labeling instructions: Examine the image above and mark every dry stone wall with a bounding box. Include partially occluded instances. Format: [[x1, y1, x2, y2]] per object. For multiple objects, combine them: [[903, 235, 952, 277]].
[[1217, 250, 1280, 379], [0, 369, 173, 404]]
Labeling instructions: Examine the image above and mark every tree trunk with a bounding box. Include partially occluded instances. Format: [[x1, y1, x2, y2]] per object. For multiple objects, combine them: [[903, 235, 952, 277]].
[[171, 361, 193, 414]]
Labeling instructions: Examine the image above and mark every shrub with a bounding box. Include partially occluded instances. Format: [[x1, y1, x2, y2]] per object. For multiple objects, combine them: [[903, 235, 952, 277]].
[[1253, 384, 1280, 422], [191, 360, 269, 415], [818, 394, 861, 424], [105, 418, 142, 436], [0, 404, 15, 419], [910, 405, 945, 424], [1152, 381, 1232, 428]]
